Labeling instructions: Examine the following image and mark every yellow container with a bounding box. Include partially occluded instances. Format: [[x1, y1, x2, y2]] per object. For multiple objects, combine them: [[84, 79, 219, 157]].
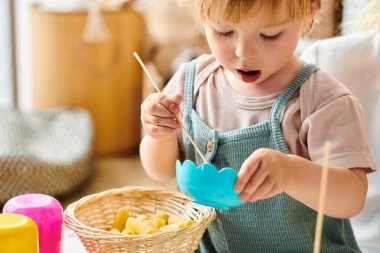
[[0, 213, 39, 253]]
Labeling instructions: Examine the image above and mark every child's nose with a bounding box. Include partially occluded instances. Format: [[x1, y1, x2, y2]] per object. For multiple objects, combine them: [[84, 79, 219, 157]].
[[235, 39, 257, 60]]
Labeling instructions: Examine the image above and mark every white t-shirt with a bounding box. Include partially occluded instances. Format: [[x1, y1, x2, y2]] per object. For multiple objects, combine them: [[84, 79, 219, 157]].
[[165, 54, 376, 171]]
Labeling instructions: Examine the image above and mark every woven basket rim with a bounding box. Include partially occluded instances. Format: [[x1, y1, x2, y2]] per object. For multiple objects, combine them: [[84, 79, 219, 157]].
[[64, 186, 216, 240]]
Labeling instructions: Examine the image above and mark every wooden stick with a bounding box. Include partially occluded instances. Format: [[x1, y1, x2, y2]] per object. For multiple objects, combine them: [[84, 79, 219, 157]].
[[133, 52, 207, 163], [313, 141, 331, 253]]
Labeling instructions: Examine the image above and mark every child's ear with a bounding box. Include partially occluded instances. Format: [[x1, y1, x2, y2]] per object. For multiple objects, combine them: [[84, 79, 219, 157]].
[[301, 0, 321, 36], [310, 0, 321, 21], [307, 0, 321, 31]]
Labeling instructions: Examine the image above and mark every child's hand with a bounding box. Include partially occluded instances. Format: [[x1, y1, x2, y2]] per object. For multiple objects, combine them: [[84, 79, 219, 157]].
[[141, 93, 182, 141], [234, 148, 296, 203]]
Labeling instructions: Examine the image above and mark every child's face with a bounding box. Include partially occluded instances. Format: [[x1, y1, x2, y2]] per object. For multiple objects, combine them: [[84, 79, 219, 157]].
[[203, 2, 302, 86]]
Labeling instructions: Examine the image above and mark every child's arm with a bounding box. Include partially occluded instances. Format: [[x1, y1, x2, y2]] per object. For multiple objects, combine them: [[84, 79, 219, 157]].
[[140, 134, 180, 181], [139, 93, 182, 181], [285, 154, 367, 218], [234, 149, 368, 219]]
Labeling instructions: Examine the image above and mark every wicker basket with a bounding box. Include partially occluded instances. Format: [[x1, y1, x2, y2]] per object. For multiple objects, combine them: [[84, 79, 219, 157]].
[[64, 186, 216, 252], [0, 108, 93, 203]]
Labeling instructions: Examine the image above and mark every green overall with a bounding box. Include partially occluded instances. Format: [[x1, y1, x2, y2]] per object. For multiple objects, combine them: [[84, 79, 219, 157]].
[[182, 60, 360, 252]]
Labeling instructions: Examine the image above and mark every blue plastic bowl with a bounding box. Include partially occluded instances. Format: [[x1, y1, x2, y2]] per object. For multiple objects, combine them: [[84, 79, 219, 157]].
[[176, 160, 242, 209]]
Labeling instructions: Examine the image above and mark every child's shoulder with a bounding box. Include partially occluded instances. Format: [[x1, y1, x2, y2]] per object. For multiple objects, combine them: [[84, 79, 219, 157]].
[[193, 53, 218, 66], [172, 54, 219, 81], [164, 54, 219, 96], [193, 53, 220, 76], [301, 67, 358, 110], [181, 54, 221, 89]]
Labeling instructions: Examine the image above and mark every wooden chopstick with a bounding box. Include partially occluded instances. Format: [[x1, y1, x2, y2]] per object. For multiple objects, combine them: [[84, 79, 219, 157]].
[[133, 52, 207, 163], [313, 141, 331, 253]]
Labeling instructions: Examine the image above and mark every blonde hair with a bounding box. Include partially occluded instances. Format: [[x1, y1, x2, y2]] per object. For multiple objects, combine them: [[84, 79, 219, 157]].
[[188, 0, 321, 28], [353, 0, 380, 33]]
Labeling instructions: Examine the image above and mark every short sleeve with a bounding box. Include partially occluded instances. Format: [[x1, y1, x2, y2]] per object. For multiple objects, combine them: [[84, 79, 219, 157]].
[[163, 63, 186, 98], [300, 85, 376, 171]]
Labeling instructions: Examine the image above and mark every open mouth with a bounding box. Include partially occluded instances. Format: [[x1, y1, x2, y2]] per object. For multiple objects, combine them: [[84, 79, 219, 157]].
[[237, 69, 261, 83]]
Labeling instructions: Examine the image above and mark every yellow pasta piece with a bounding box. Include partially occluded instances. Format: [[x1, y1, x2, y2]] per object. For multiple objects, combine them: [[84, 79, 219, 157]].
[[136, 214, 148, 222], [154, 211, 169, 222], [168, 214, 194, 226], [143, 220, 157, 231], [158, 223, 186, 232], [152, 217, 166, 228], [121, 228, 135, 235], [125, 217, 155, 235], [112, 209, 129, 232]]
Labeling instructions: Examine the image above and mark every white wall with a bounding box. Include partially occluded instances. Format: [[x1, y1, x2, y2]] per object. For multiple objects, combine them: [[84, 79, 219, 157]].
[[0, 0, 38, 110], [15, 0, 39, 110], [0, 0, 14, 109]]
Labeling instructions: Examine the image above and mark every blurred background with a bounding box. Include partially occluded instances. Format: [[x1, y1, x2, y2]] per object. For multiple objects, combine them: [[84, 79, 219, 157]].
[[0, 0, 378, 250], [1, 0, 379, 252]]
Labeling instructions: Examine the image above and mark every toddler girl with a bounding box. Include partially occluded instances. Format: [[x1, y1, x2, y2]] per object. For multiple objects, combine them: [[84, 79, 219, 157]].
[[140, 1, 376, 252]]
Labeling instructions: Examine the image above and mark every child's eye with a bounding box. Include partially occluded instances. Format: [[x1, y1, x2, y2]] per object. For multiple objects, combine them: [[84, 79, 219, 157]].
[[214, 30, 234, 38], [260, 32, 282, 42]]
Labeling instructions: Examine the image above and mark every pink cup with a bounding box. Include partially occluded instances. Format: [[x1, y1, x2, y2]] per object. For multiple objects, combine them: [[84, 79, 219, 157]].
[[3, 194, 63, 253]]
